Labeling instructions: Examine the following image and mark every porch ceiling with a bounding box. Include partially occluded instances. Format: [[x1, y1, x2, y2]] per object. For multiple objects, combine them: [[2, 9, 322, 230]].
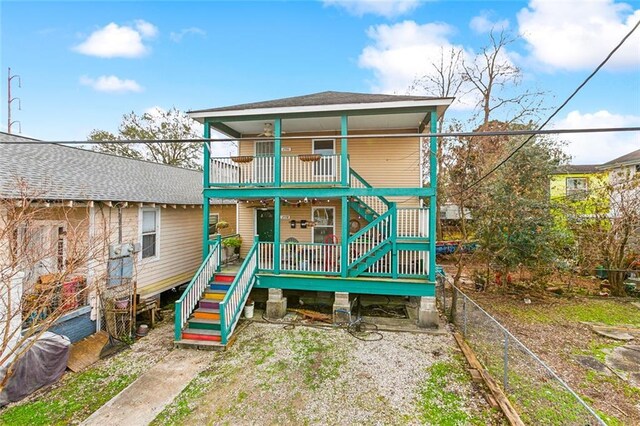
[[212, 112, 430, 136]]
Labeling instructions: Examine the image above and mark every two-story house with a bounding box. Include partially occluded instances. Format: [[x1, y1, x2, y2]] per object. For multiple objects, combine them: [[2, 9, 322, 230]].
[[175, 91, 453, 348]]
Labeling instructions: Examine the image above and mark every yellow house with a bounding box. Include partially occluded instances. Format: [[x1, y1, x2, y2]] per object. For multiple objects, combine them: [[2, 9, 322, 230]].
[[549, 164, 609, 219]]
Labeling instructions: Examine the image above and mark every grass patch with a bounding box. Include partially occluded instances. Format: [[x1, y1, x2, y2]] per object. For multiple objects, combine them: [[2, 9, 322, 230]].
[[418, 355, 492, 425], [0, 364, 138, 425], [494, 299, 640, 326], [289, 329, 346, 389]]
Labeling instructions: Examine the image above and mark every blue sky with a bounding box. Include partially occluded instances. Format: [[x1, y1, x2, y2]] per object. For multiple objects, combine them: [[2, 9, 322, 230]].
[[1, 0, 639, 163]]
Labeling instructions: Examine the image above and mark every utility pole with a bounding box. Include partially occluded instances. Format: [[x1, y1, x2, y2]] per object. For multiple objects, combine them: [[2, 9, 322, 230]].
[[8, 67, 21, 134]]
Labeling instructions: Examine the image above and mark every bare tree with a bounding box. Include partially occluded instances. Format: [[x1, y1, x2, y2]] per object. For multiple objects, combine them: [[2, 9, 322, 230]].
[[0, 181, 109, 392], [462, 28, 546, 127], [408, 47, 466, 239], [90, 107, 203, 170]]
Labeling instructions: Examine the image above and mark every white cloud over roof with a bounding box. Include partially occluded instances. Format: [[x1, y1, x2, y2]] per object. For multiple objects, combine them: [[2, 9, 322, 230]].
[[73, 20, 158, 58]]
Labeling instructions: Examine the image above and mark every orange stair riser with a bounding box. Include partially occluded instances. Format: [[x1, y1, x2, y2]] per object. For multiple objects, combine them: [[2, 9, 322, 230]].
[[193, 312, 220, 320], [203, 293, 224, 300], [182, 332, 221, 342]]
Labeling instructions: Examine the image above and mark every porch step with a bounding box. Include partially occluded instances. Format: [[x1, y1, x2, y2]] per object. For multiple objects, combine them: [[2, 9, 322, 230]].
[[209, 283, 231, 291], [349, 200, 378, 222], [181, 328, 221, 342], [212, 274, 235, 283], [348, 242, 392, 277], [203, 289, 226, 300], [188, 317, 221, 330], [174, 339, 225, 350], [193, 308, 220, 320], [199, 299, 220, 310]]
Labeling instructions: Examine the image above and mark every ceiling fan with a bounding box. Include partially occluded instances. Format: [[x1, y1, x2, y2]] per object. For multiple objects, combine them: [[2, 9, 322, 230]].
[[257, 122, 286, 137]]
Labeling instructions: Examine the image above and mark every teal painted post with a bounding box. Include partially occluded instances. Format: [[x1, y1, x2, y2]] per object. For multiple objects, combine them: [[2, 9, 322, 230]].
[[428, 110, 437, 282], [202, 122, 211, 261], [174, 300, 182, 341], [274, 196, 281, 274], [390, 202, 398, 279], [274, 118, 282, 187], [341, 196, 349, 277], [219, 302, 227, 345], [216, 234, 222, 272], [341, 115, 348, 187]]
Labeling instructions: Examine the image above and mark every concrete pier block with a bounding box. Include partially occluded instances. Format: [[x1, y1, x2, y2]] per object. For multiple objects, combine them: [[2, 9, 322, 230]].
[[417, 296, 438, 328], [266, 288, 287, 319], [333, 292, 351, 324]]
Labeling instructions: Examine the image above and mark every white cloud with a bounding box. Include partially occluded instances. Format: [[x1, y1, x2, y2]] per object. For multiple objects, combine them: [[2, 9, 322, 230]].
[[358, 21, 479, 110], [323, 0, 422, 18], [517, 0, 640, 71], [80, 75, 143, 93], [553, 110, 640, 164], [74, 20, 158, 58], [170, 27, 206, 42], [470, 11, 509, 34]]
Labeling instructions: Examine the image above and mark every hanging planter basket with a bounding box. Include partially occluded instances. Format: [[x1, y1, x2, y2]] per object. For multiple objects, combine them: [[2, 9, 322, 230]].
[[299, 154, 321, 162], [231, 155, 254, 163]]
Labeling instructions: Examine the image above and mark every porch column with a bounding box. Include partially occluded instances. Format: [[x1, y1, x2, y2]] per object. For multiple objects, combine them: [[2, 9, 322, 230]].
[[273, 196, 281, 274], [341, 196, 349, 278], [390, 202, 398, 279], [341, 115, 348, 186], [274, 118, 282, 187], [202, 122, 211, 261], [428, 110, 437, 283], [418, 296, 438, 328]]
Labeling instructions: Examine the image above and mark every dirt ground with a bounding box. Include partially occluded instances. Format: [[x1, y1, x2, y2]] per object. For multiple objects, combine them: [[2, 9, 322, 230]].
[[444, 266, 640, 426], [1, 316, 502, 425]]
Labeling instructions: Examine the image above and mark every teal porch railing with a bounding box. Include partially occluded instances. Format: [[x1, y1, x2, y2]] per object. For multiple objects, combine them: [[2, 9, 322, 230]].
[[209, 154, 343, 187], [219, 239, 259, 344], [349, 168, 390, 217], [174, 241, 221, 341]]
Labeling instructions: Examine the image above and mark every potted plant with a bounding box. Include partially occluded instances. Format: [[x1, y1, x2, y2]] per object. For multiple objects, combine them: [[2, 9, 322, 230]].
[[215, 221, 229, 233], [222, 236, 243, 255], [244, 298, 255, 319]]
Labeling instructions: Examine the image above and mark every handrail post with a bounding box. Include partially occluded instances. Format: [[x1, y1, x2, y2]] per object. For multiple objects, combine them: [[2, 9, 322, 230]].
[[174, 300, 182, 341], [219, 303, 227, 345], [216, 234, 222, 271], [341, 115, 348, 187], [390, 202, 398, 279]]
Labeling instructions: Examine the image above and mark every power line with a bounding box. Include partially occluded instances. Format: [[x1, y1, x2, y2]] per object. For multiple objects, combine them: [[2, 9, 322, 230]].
[[1, 126, 639, 145], [454, 17, 640, 197]]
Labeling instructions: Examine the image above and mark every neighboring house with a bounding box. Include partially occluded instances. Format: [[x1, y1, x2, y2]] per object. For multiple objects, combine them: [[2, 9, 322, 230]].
[[0, 131, 236, 343], [175, 91, 453, 347], [599, 148, 640, 218], [549, 164, 609, 220]]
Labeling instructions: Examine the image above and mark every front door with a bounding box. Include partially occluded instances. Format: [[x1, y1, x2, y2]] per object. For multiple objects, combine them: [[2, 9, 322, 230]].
[[256, 209, 275, 242]]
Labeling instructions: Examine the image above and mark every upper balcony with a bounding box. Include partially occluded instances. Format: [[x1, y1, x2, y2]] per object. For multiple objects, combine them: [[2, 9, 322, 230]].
[[210, 153, 344, 187]]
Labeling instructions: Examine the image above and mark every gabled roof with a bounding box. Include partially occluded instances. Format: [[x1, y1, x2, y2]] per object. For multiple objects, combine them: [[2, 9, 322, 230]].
[[551, 164, 601, 175], [600, 148, 640, 169], [0, 132, 230, 205], [189, 91, 449, 114]]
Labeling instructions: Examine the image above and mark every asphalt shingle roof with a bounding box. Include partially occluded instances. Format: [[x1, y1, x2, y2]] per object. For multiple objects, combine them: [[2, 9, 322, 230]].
[[601, 148, 640, 168], [189, 90, 448, 113], [551, 164, 601, 174], [0, 132, 216, 205]]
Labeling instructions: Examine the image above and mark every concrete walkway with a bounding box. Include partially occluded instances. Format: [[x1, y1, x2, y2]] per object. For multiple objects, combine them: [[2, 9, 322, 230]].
[[81, 350, 209, 426]]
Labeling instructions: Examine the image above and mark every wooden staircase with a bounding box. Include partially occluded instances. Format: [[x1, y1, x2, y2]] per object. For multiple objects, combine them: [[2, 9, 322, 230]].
[[178, 273, 235, 346]]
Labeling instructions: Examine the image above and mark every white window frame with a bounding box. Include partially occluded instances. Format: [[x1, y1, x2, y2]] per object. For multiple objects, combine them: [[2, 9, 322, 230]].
[[311, 206, 335, 243], [140, 207, 160, 262], [311, 138, 335, 178], [208, 212, 220, 238], [566, 177, 588, 196]]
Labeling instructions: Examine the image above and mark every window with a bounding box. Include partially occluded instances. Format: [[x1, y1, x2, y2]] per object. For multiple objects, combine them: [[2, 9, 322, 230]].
[[566, 177, 588, 197], [141, 208, 158, 259], [208, 213, 220, 238], [312, 207, 335, 243], [313, 139, 335, 177]]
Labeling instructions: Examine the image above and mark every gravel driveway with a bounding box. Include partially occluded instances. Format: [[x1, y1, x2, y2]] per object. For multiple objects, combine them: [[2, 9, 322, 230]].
[[151, 322, 499, 425]]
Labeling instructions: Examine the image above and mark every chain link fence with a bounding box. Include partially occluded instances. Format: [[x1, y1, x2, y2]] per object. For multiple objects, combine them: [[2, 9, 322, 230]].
[[437, 280, 606, 426]]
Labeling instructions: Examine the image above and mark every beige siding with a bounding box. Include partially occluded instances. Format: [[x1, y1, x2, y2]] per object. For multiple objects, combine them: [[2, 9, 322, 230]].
[[209, 204, 237, 236], [135, 207, 203, 297]]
